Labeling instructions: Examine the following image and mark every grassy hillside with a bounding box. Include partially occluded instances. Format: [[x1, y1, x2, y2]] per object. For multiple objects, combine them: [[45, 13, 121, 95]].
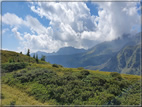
[[1, 50, 141, 106], [1, 84, 49, 105], [1, 50, 47, 64]]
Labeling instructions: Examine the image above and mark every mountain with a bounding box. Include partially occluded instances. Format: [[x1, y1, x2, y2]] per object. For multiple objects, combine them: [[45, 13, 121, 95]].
[[30, 33, 141, 75], [86, 44, 141, 75], [98, 44, 141, 75], [83, 32, 141, 56], [55, 46, 87, 55], [31, 46, 86, 59], [45, 33, 141, 73]]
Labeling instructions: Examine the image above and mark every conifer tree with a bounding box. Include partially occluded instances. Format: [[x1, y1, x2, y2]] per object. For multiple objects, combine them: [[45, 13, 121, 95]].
[[41, 55, 46, 61], [33, 53, 35, 59], [36, 54, 39, 63], [26, 49, 30, 56]]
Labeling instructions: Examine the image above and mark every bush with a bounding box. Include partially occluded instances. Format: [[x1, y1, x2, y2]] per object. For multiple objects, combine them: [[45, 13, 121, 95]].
[[20, 70, 27, 73], [1, 93, 4, 99], [77, 67, 84, 70], [18, 76, 29, 83], [110, 72, 122, 81], [107, 85, 121, 96], [10, 100, 16, 107], [52, 64, 59, 68], [30, 83, 48, 103], [119, 80, 130, 89], [58, 65, 63, 67], [2, 62, 28, 73], [81, 70, 90, 76], [1, 69, 8, 73], [110, 72, 120, 77]]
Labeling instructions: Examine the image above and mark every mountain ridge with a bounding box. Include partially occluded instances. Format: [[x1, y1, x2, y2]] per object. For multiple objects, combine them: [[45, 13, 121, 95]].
[[31, 32, 141, 75], [31, 46, 87, 59]]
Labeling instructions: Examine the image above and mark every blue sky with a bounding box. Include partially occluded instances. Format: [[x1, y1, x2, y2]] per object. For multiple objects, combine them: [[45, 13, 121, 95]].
[[2, 1, 141, 53], [2, 2, 49, 51]]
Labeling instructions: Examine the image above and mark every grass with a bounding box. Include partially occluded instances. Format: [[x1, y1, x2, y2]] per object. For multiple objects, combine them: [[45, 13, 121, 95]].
[[1, 50, 47, 64], [1, 50, 141, 105], [1, 84, 49, 106]]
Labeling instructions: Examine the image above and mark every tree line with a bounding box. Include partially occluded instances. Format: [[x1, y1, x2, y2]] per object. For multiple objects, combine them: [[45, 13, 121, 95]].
[[26, 49, 46, 63]]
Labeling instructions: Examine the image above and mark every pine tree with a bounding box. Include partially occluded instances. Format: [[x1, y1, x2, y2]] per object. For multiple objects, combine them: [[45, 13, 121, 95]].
[[41, 55, 46, 61], [26, 49, 30, 56], [36, 54, 39, 63], [33, 54, 35, 59]]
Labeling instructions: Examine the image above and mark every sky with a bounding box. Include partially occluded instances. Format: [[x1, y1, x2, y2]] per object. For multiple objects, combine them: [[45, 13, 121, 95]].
[[2, 1, 141, 54]]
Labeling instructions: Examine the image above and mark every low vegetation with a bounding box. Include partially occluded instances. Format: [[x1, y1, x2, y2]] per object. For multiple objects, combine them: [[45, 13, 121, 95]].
[[1, 50, 141, 105]]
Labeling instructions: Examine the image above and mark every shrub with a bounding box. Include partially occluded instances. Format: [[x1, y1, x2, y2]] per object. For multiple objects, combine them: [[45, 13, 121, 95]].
[[58, 65, 63, 67], [77, 67, 84, 70], [13, 72, 23, 78], [30, 83, 48, 103], [110, 72, 122, 81], [107, 85, 121, 96], [81, 70, 90, 76], [2, 62, 28, 72], [1, 93, 4, 99], [119, 80, 130, 89], [41, 55, 46, 61], [20, 70, 27, 73], [10, 100, 16, 106], [52, 64, 59, 68], [110, 72, 120, 77], [1, 68, 8, 73], [8, 58, 13, 63], [18, 76, 29, 83]]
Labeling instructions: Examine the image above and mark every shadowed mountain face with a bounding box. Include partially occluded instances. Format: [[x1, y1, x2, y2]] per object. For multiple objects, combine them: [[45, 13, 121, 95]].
[[86, 44, 141, 75], [32, 33, 141, 75]]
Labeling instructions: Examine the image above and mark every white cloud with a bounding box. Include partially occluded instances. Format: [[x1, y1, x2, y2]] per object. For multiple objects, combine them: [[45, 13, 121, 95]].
[[29, 2, 140, 52], [2, 2, 141, 53], [2, 28, 9, 34], [11, 27, 23, 40], [2, 13, 48, 35], [2, 13, 24, 27], [29, 2, 97, 51], [25, 15, 48, 34], [93, 2, 140, 40], [22, 33, 64, 53]]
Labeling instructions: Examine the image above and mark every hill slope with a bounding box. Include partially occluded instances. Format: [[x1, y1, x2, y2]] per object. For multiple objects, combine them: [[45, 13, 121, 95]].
[[1, 50, 140, 105], [1, 50, 47, 64], [1, 84, 49, 105]]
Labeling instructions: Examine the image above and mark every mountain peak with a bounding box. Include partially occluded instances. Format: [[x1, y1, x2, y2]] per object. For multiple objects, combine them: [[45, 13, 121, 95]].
[[56, 46, 86, 55]]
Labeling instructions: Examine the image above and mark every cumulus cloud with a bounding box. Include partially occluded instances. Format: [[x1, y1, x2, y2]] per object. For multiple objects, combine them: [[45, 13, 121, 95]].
[[25, 15, 48, 34], [29, 2, 140, 51], [12, 27, 23, 40], [21, 32, 65, 53], [93, 2, 140, 40], [2, 13, 24, 27], [30, 2, 97, 50], [2, 2, 141, 53]]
